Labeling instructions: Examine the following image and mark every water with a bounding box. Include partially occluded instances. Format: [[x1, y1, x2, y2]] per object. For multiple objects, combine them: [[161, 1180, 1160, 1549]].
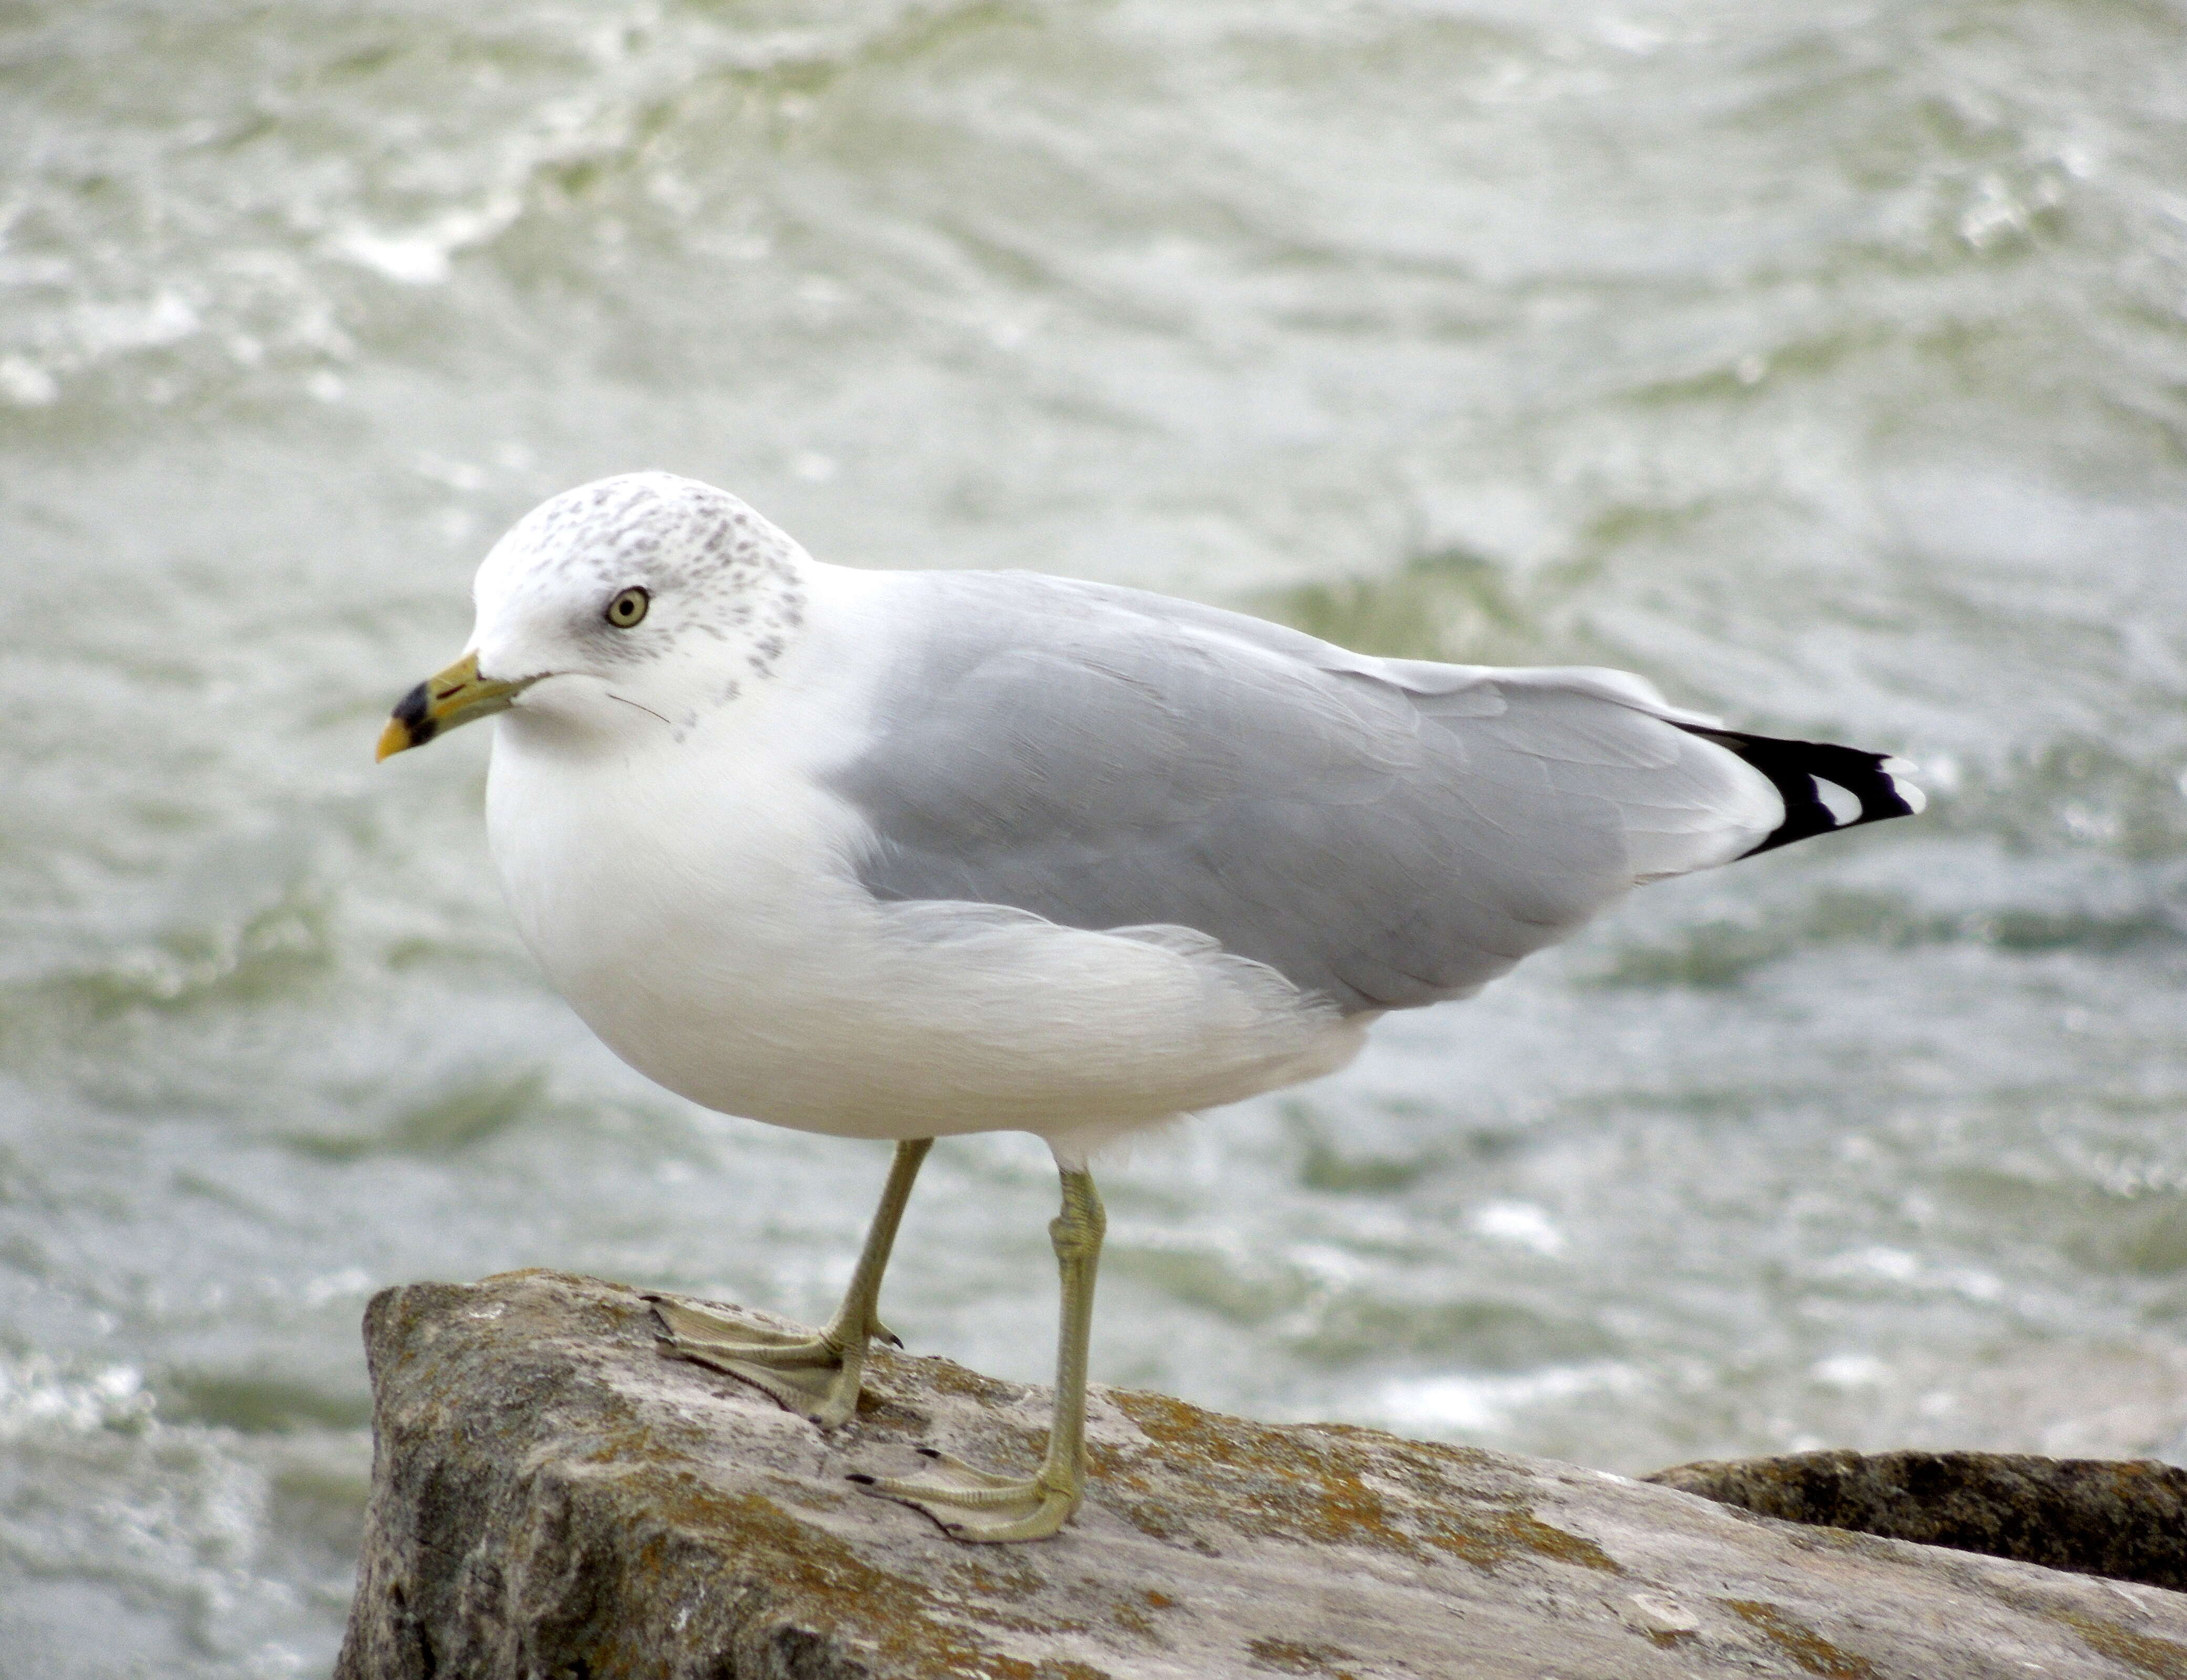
[[4, 0, 2186, 1671]]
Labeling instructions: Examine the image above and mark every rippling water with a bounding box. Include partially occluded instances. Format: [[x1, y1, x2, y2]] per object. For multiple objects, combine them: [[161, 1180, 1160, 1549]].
[[6, 1, 2187, 1672]]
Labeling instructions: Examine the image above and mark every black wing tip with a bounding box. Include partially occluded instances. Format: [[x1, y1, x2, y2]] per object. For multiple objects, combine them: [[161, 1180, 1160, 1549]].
[[1678, 728, 1925, 858]]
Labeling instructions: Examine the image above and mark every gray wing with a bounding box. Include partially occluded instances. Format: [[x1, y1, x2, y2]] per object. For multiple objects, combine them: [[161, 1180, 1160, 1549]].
[[828, 572, 1781, 1014]]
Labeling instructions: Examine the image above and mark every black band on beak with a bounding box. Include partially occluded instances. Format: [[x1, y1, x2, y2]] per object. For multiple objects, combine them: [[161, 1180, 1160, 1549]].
[[391, 679, 440, 749]]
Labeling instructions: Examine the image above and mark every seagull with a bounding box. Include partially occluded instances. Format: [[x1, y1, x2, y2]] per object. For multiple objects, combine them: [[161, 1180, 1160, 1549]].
[[376, 471, 1921, 1543]]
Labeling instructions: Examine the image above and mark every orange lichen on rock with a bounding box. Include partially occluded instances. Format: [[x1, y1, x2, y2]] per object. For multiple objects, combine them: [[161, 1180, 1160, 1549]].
[[336, 1272, 2187, 1680]]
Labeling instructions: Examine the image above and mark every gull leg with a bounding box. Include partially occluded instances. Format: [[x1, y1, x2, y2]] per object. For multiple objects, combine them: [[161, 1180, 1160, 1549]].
[[652, 1136, 932, 1426], [853, 1165, 1105, 1542]]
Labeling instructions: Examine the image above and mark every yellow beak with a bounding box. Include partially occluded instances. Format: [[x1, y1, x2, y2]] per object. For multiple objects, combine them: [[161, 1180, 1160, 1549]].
[[375, 652, 534, 761]]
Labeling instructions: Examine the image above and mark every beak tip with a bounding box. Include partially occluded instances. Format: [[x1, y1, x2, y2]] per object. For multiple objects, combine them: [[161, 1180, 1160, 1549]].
[[377, 656, 500, 762]]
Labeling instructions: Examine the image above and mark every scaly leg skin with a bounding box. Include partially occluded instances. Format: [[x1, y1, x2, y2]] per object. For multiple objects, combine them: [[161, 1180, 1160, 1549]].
[[852, 1166, 1106, 1542], [651, 1136, 932, 1427]]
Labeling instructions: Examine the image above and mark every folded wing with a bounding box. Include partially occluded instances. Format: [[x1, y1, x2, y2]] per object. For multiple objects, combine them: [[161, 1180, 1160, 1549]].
[[827, 572, 1905, 1015]]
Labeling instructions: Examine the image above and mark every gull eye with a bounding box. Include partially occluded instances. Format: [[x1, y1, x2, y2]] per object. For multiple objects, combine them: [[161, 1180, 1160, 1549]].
[[605, 586, 650, 629]]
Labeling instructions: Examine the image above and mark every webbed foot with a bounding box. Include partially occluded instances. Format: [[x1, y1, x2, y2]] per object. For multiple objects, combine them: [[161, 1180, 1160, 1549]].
[[650, 1296, 875, 1427], [850, 1446, 1080, 1542]]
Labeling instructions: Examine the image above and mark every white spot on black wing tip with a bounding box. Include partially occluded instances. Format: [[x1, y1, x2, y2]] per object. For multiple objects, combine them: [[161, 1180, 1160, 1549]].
[[1679, 727, 1925, 857], [1882, 758, 1928, 813], [1811, 776, 1864, 827]]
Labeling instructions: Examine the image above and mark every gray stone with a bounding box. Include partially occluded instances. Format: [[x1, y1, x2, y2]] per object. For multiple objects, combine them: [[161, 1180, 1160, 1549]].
[[337, 1271, 2187, 1679], [1646, 1449, 2187, 1593]]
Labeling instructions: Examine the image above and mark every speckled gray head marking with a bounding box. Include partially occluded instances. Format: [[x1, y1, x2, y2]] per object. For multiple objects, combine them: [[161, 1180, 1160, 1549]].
[[478, 471, 808, 680]]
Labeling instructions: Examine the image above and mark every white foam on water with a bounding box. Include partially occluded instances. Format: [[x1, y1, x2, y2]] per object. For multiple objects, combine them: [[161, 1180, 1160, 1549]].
[[1377, 1363, 1648, 1436], [0, 1357, 154, 1440]]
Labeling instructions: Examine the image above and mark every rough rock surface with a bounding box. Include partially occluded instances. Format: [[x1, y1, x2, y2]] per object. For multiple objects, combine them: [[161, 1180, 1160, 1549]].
[[1646, 1449, 2187, 1593], [337, 1271, 2187, 1679]]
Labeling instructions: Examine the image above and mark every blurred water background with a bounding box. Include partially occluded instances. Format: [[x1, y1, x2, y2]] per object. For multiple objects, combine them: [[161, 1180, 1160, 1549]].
[[4, 0, 2187, 1672]]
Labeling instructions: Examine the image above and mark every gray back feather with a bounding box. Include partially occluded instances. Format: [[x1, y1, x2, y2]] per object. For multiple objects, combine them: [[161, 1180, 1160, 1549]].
[[828, 572, 1776, 1014]]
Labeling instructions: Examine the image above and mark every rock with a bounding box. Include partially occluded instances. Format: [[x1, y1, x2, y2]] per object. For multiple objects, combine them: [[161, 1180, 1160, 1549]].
[[337, 1271, 2187, 1679], [1645, 1449, 2187, 1593]]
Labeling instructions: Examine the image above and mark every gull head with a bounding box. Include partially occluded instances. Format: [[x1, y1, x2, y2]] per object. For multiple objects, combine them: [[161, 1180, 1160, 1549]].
[[376, 472, 810, 760]]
